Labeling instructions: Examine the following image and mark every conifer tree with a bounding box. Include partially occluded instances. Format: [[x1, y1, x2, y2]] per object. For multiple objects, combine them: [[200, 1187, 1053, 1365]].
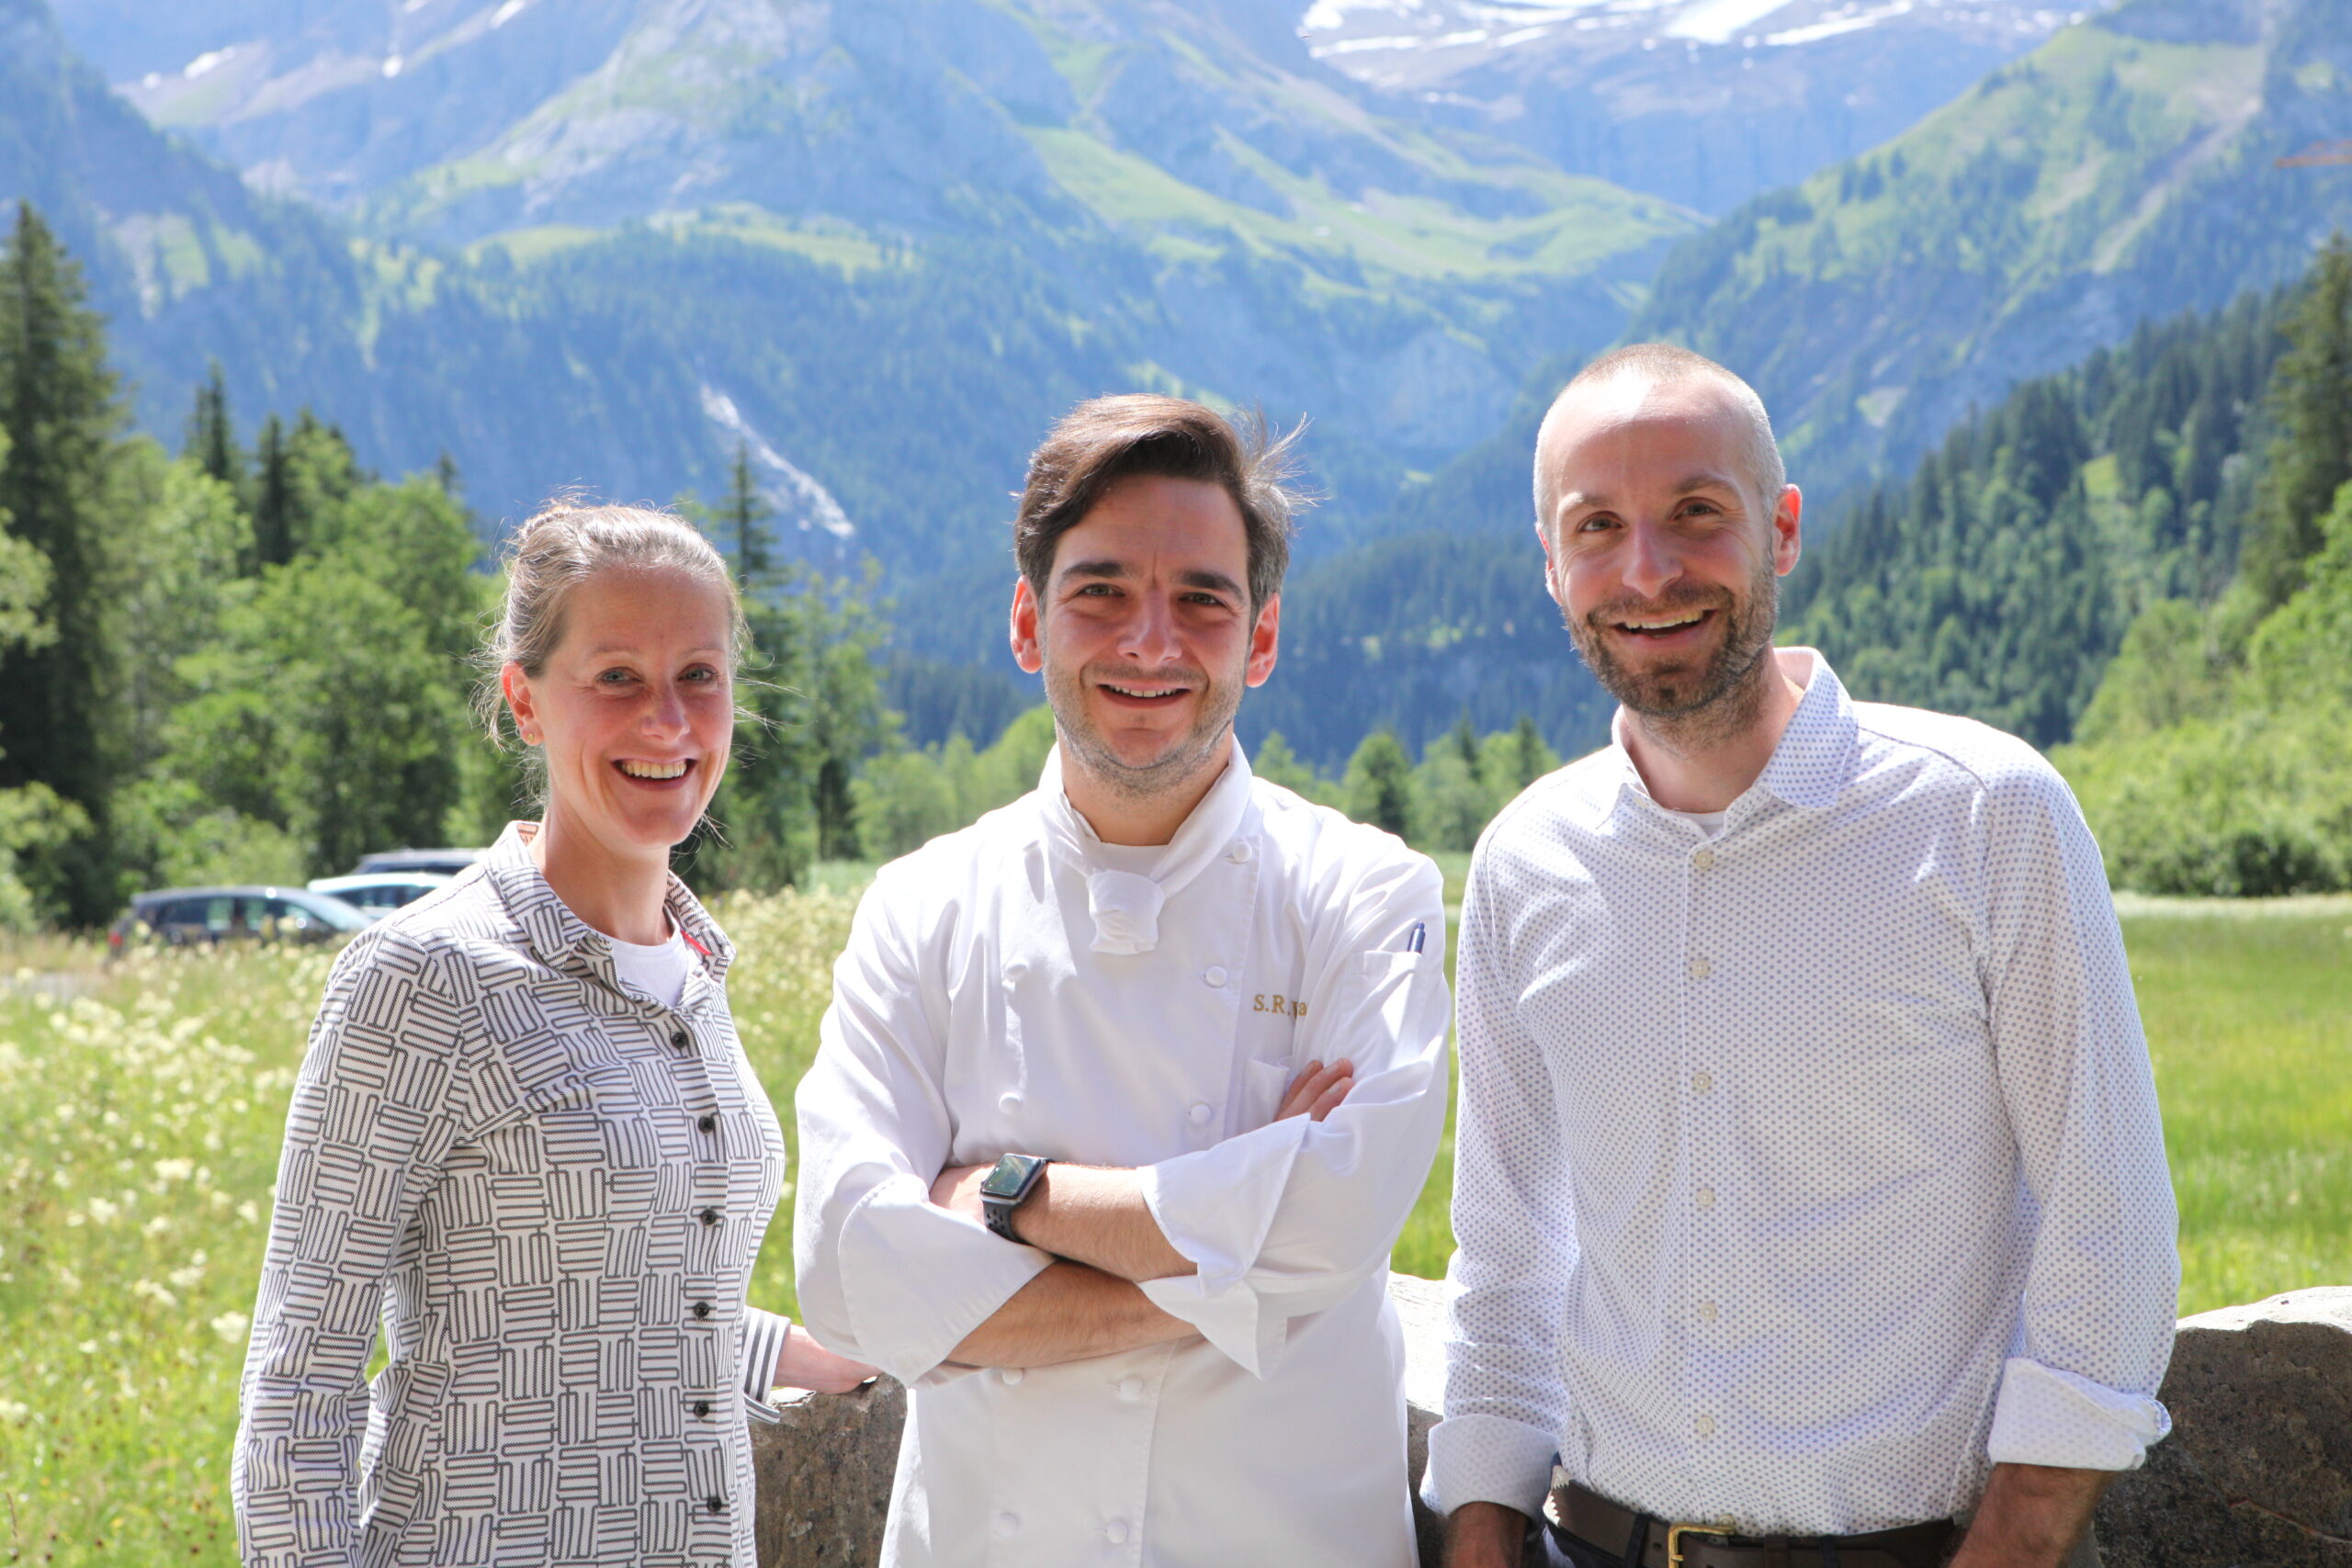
[[0, 205, 127, 924], [723, 442, 775, 584], [252, 413, 294, 570], [2243, 233, 2352, 610], [185, 359, 243, 501], [1343, 729, 1415, 840]]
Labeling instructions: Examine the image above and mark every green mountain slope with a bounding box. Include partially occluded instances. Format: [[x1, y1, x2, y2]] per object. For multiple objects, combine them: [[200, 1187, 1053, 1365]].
[[1634, 0, 2352, 508], [1783, 285, 2295, 746]]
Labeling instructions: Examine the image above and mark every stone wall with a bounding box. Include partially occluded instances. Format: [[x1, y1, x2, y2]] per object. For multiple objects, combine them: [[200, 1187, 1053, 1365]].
[[750, 1280, 2352, 1567]]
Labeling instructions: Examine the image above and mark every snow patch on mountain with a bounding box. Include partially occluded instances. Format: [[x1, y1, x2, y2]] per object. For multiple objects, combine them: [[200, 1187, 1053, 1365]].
[[699, 386, 856, 540]]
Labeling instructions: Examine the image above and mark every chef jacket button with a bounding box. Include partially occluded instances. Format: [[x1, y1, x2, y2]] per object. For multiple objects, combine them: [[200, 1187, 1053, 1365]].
[[992, 1512, 1021, 1539], [1227, 840, 1251, 863], [1204, 964, 1227, 987], [1106, 1519, 1131, 1545], [999, 1090, 1023, 1114], [1116, 1376, 1143, 1401], [1187, 1102, 1214, 1127], [1000, 1367, 1024, 1386]]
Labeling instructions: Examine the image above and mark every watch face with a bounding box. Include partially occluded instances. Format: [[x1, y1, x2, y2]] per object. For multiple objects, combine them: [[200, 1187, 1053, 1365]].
[[980, 1153, 1041, 1201]]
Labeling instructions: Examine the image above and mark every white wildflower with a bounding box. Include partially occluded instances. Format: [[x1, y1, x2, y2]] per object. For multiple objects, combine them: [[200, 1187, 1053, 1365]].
[[153, 1157, 195, 1184], [86, 1197, 119, 1224], [210, 1311, 251, 1345]]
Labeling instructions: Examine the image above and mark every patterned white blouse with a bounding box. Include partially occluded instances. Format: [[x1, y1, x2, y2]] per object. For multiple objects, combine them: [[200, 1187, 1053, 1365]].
[[232, 822, 793, 1568]]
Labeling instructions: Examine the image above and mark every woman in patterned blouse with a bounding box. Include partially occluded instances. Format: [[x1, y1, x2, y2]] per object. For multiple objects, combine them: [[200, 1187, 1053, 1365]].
[[232, 502, 873, 1567]]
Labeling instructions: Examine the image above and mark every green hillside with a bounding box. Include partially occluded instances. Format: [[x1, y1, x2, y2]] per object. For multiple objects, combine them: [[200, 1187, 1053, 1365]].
[[1634, 0, 2352, 509], [1784, 285, 2294, 746]]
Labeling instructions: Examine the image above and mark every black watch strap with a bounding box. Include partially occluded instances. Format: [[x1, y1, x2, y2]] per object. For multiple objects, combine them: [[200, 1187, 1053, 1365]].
[[979, 1153, 1050, 1244]]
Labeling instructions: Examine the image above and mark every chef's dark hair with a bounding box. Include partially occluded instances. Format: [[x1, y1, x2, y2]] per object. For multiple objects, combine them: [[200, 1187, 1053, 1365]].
[[1012, 395, 1303, 614]]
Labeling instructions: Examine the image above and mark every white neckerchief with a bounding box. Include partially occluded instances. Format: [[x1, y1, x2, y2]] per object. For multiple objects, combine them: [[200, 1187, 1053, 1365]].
[[1037, 741, 1254, 955]]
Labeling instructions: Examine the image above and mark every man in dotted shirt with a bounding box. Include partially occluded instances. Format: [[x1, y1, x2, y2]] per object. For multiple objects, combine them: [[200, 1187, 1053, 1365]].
[[1426, 344, 2179, 1568]]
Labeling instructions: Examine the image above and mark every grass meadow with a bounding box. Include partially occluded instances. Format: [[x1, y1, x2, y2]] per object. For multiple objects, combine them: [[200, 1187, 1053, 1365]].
[[0, 875, 2344, 1564]]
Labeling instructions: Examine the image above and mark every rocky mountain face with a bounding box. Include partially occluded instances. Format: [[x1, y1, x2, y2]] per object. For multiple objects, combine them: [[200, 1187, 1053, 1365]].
[[1301, 0, 2093, 214]]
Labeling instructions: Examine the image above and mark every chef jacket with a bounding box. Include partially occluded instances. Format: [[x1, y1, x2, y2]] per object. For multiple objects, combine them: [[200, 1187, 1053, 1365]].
[[793, 744, 1452, 1567]]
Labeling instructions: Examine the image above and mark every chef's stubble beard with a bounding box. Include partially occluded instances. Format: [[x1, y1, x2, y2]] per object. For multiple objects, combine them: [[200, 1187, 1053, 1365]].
[[1566, 550, 1783, 751], [1043, 637, 1244, 802]]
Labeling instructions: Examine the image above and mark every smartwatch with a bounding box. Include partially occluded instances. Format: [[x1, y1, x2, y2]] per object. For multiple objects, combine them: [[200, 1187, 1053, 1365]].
[[978, 1153, 1052, 1244]]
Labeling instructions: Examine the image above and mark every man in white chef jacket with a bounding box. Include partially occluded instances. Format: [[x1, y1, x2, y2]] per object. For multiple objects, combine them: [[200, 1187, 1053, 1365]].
[[794, 393, 1453, 1567]]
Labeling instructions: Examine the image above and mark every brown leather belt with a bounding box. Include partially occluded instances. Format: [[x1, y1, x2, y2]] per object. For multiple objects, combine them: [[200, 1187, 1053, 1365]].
[[1546, 1479, 1957, 1568]]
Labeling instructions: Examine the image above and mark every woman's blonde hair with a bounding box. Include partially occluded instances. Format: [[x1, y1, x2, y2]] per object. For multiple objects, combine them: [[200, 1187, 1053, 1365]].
[[473, 497, 750, 754]]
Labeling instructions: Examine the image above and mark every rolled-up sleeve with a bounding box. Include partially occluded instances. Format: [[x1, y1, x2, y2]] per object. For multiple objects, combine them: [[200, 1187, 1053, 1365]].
[[231, 931, 477, 1568], [792, 874, 1051, 1387], [1979, 763, 2179, 1470], [1422, 852, 1575, 1521], [1138, 852, 1450, 1376]]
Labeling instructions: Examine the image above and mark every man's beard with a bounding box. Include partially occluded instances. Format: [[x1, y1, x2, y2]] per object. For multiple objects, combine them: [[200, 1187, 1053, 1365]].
[[1044, 648, 1244, 802], [1566, 554, 1781, 743]]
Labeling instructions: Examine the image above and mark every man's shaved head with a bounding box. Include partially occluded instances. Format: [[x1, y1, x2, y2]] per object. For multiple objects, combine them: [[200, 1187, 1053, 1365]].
[[1534, 344, 1783, 532]]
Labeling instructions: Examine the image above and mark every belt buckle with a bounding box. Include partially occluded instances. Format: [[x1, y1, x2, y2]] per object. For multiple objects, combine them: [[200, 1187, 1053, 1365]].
[[1666, 1519, 1737, 1568]]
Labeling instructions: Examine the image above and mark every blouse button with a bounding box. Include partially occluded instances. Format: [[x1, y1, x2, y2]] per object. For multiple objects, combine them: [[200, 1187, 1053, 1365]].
[[1204, 965, 1227, 987], [698, 1207, 721, 1226], [692, 1301, 713, 1320], [670, 1028, 690, 1050], [697, 1115, 718, 1134], [1187, 1103, 1214, 1127], [706, 1495, 727, 1514], [694, 1400, 713, 1417]]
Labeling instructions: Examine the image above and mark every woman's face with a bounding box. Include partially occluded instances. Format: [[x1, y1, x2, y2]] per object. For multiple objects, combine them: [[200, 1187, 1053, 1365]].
[[504, 565, 736, 860]]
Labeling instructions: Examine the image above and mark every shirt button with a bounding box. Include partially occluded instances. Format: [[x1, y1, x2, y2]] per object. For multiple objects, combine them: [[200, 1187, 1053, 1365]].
[[691, 1301, 712, 1320], [993, 1512, 1021, 1539], [1698, 1302, 1719, 1323], [1692, 848, 1716, 873], [670, 1028, 690, 1049], [1695, 1416, 1717, 1438], [1691, 1072, 1713, 1095], [694, 1399, 712, 1417], [1694, 1187, 1716, 1211], [1187, 1103, 1214, 1127], [697, 1114, 717, 1134], [1204, 965, 1227, 987], [1116, 1376, 1143, 1401], [706, 1495, 727, 1514], [1688, 956, 1712, 980], [1000, 1367, 1024, 1386], [1106, 1520, 1131, 1544], [998, 1090, 1023, 1115], [698, 1208, 720, 1226]]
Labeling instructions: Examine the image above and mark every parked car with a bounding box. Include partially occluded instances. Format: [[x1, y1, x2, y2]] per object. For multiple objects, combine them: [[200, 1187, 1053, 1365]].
[[307, 872, 453, 913], [351, 847, 483, 878], [107, 886, 375, 954]]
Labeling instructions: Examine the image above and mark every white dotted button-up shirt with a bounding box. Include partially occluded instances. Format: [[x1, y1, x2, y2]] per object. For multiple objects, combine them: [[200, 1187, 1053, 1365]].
[[232, 822, 792, 1567], [794, 745, 1452, 1567], [1425, 652, 2179, 1537]]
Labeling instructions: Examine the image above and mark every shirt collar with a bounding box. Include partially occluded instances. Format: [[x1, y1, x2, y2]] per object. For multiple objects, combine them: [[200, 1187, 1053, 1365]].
[[1035, 740, 1257, 956], [481, 820, 734, 984], [1603, 648, 1858, 818]]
